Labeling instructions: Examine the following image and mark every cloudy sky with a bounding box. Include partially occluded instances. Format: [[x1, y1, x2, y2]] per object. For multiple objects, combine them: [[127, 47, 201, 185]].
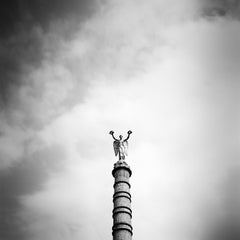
[[0, 0, 240, 240]]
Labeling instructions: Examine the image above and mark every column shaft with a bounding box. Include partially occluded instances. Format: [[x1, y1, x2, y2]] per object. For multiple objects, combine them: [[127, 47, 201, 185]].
[[112, 161, 132, 240]]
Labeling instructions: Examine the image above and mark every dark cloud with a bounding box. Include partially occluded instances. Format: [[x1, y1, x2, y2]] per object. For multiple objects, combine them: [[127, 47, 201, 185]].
[[0, 28, 44, 104], [205, 166, 240, 240], [0, 145, 67, 240], [208, 221, 240, 240], [0, 0, 99, 38], [202, 0, 240, 18], [0, 0, 101, 105]]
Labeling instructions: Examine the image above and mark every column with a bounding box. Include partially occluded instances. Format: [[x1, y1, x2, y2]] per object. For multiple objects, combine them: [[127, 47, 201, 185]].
[[112, 160, 133, 240]]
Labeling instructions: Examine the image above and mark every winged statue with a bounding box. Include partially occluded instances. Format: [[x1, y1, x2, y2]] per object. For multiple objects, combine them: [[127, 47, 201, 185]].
[[109, 130, 132, 161]]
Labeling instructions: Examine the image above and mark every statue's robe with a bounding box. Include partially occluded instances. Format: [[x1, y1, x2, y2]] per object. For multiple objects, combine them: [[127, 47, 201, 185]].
[[113, 140, 128, 160]]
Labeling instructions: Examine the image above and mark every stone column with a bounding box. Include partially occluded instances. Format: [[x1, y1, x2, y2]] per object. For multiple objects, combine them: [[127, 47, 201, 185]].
[[112, 160, 133, 240]]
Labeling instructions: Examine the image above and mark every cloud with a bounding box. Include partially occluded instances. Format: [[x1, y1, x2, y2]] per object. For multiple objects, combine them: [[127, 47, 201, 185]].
[[0, 0, 100, 106], [0, 0, 239, 240], [0, 144, 67, 239], [0, 0, 99, 35], [201, 0, 240, 18]]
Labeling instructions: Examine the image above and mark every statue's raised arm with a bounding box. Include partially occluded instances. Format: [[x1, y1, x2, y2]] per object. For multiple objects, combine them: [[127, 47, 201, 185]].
[[109, 131, 118, 141], [124, 130, 132, 141], [109, 130, 132, 161]]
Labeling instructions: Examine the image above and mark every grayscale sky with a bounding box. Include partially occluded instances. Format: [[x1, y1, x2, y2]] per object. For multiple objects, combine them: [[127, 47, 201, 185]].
[[0, 0, 240, 240]]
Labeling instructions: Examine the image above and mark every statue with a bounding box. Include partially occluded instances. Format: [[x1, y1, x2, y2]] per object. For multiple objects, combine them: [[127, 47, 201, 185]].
[[109, 130, 132, 161]]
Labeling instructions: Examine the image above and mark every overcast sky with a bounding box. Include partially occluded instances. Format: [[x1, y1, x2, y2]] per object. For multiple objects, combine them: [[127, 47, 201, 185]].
[[0, 0, 240, 240]]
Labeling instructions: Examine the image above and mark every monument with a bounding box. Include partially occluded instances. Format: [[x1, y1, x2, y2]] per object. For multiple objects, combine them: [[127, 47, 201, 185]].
[[109, 130, 133, 240]]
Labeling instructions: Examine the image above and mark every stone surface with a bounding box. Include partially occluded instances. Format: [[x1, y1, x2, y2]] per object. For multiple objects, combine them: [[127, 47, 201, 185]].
[[112, 160, 132, 240]]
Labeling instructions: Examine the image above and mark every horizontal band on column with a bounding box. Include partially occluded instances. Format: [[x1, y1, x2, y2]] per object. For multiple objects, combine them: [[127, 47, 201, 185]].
[[113, 180, 131, 188], [113, 190, 131, 198], [112, 222, 133, 236], [113, 205, 132, 213], [112, 210, 132, 218], [112, 222, 133, 231], [113, 194, 131, 202], [112, 227, 133, 236]]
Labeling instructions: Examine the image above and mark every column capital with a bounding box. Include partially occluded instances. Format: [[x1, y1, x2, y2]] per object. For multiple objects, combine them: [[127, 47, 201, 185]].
[[112, 161, 132, 177]]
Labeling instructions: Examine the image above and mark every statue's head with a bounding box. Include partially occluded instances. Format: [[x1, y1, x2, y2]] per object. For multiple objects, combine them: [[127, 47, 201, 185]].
[[119, 135, 123, 140]]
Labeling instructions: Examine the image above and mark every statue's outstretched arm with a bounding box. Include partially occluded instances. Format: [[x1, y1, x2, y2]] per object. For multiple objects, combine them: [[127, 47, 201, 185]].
[[109, 131, 118, 141], [124, 130, 132, 141]]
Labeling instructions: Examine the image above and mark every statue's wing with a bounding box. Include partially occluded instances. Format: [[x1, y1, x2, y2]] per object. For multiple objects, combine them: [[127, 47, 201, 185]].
[[113, 141, 119, 156], [123, 141, 128, 156]]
